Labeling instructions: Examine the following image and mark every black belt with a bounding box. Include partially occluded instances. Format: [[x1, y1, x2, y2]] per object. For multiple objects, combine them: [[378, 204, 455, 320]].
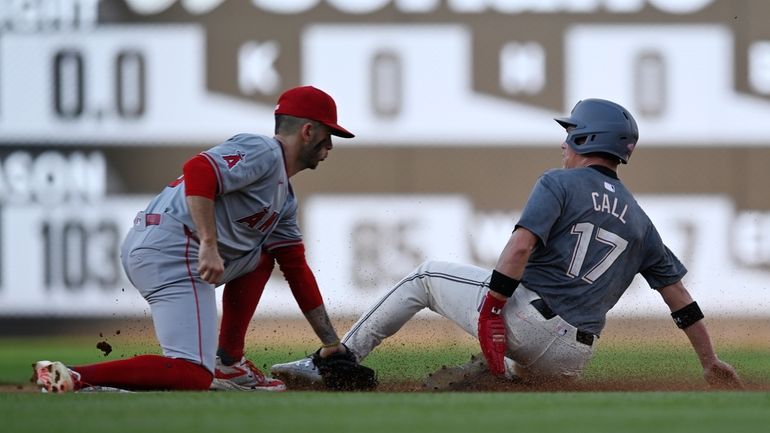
[[530, 299, 595, 346]]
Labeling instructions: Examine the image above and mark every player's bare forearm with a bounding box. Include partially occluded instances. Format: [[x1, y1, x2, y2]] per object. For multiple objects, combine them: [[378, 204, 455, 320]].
[[304, 304, 340, 347], [659, 282, 744, 389], [494, 228, 536, 282], [683, 321, 744, 388], [658, 283, 714, 363], [681, 320, 718, 367], [186, 196, 218, 244], [186, 195, 224, 283]]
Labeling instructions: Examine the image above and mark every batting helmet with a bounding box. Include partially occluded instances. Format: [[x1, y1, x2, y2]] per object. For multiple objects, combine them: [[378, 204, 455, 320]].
[[554, 99, 638, 164]]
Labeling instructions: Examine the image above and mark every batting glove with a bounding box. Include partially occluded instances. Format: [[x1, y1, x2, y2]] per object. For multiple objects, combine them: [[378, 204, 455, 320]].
[[477, 291, 507, 376]]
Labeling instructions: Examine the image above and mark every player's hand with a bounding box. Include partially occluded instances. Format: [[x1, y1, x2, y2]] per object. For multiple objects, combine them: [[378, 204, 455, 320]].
[[477, 291, 508, 376], [703, 358, 745, 390], [319, 342, 346, 358], [197, 241, 225, 284]]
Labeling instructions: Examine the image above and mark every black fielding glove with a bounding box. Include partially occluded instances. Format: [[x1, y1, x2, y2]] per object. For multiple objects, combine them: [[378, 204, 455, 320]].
[[312, 345, 378, 391]]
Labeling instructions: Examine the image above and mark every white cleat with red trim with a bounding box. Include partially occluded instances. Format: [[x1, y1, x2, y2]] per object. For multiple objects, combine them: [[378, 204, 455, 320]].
[[32, 361, 81, 393], [210, 356, 286, 392]]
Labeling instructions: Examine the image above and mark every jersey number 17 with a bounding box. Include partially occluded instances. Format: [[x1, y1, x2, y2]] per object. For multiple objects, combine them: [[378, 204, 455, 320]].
[[567, 222, 628, 283]]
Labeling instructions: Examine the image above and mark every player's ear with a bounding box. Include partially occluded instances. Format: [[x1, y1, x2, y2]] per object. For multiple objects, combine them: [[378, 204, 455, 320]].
[[300, 122, 314, 143]]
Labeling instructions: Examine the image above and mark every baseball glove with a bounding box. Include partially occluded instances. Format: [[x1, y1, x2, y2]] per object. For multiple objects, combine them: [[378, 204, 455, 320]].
[[312, 346, 378, 391]]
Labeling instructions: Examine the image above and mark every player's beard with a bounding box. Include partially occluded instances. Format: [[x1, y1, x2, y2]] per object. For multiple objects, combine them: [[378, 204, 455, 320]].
[[299, 138, 327, 170]]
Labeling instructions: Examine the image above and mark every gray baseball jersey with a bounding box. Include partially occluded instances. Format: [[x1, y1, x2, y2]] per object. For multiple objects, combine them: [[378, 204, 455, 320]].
[[339, 168, 681, 380], [516, 166, 687, 335], [121, 133, 302, 371], [145, 133, 302, 282]]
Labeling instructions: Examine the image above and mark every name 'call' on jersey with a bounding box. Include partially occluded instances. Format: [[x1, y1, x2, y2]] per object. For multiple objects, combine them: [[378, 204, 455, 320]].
[[516, 166, 687, 335]]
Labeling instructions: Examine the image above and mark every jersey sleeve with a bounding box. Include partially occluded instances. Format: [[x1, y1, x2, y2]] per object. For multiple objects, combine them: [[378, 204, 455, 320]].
[[515, 171, 564, 246], [264, 197, 303, 251], [182, 154, 218, 199], [272, 244, 324, 313], [199, 134, 280, 195], [639, 226, 688, 289]]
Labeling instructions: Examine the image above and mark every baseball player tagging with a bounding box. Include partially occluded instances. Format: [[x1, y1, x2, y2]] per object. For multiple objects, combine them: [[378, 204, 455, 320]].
[[32, 86, 354, 392]]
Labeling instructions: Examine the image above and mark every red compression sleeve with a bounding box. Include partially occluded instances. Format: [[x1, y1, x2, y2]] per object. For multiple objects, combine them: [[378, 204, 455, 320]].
[[183, 154, 217, 199], [73, 355, 212, 391], [272, 244, 324, 313], [217, 252, 275, 360]]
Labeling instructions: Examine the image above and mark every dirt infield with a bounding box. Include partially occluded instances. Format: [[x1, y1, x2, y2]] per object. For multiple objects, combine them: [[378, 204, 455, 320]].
[[240, 316, 770, 348], [242, 316, 770, 392], [9, 315, 766, 348], [7, 316, 768, 393]]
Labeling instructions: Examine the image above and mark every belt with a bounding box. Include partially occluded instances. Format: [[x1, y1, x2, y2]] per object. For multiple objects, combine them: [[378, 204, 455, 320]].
[[135, 212, 199, 242], [133, 212, 162, 227], [530, 298, 595, 346]]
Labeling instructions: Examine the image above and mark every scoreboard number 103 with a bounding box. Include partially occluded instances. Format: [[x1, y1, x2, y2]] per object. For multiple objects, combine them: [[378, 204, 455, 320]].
[[40, 217, 124, 291]]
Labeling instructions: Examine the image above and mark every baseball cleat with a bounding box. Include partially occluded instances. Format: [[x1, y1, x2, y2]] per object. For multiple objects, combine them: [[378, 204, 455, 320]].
[[423, 353, 488, 391], [423, 353, 521, 391], [270, 356, 323, 389], [31, 361, 81, 393], [77, 386, 133, 393], [210, 356, 286, 392]]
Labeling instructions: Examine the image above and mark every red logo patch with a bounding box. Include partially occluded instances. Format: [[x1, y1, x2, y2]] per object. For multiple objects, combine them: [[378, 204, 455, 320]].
[[222, 151, 245, 169]]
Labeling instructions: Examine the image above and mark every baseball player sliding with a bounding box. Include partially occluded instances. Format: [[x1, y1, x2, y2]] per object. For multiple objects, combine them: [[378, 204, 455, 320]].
[[32, 86, 356, 392], [271, 98, 744, 390]]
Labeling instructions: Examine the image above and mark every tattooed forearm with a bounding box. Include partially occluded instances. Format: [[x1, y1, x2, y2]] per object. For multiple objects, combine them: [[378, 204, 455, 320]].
[[304, 304, 340, 346]]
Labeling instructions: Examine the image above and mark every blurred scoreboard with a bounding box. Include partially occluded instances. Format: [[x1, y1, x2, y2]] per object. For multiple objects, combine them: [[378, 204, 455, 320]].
[[2, 0, 770, 145], [0, 25, 271, 144], [1, 0, 770, 317]]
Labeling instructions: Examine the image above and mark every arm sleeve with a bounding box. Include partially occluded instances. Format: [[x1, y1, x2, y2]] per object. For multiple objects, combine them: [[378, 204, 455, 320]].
[[273, 243, 323, 313], [640, 227, 688, 289], [182, 154, 218, 200]]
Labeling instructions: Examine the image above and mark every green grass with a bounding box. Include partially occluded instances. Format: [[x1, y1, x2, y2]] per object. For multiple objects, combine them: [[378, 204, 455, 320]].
[[4, 336, 766, 385], [584, 344, 770, 382], [2, 390, 768, 433], [1, 337, 769, 433]]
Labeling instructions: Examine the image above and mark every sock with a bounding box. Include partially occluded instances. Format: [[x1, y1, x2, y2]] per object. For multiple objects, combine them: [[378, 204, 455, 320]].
[[217, 253, 273, 364], [72, 355, 212, 391]]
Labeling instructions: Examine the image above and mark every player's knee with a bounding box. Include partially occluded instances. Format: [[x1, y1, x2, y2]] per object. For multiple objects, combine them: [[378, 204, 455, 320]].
[[405, 260, 437, 287], [407, 260, 447, 293]]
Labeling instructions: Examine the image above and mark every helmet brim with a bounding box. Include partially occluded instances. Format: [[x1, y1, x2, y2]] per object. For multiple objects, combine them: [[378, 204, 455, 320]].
[[554, 117, 576, 130]]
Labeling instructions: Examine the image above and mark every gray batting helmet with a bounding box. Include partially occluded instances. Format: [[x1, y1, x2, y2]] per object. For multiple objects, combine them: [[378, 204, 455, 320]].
[[554, 99, 639, 164]]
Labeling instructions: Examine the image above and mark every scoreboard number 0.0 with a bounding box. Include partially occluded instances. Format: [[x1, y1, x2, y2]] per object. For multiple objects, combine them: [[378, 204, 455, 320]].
[[53, 48, 146, 120]]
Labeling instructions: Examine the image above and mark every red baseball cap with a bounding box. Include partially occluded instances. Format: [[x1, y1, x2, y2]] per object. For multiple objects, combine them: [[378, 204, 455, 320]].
[[274, 86, 354, 138]]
